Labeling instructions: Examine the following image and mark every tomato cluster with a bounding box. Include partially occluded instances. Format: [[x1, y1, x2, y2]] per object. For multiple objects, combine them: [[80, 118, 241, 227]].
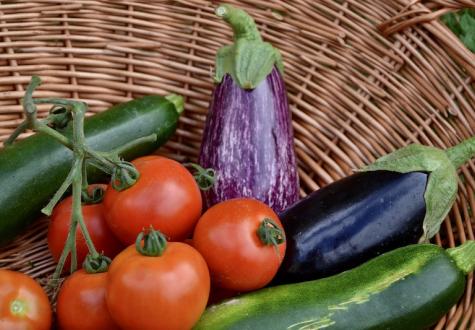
[[4, 155, 287, 330]]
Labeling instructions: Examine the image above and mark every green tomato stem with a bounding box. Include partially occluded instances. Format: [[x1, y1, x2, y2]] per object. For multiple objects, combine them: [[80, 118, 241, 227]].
[[186, 163, 216, 191], [4, 120, 28, 146], [10, 76, 157, 288], [47, 159, 82, 284], [257, 218, 286, 258], [136, 228, 168, 257], [41, 165, 76, 216], [23, 76, 40, 124], [81, 185, 105, 205], [445, 136, 475, 169], [83, 253, 111, 274], [36, 122, 73, 148]]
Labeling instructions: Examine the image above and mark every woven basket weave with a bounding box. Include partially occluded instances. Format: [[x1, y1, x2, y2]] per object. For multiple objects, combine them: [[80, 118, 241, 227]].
[[0, 0, 474, 328]]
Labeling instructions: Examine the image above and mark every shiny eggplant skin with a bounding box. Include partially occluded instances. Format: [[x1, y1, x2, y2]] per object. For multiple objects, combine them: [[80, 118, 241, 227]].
[[274, 170, 428, 284], [199, 68, 299, 213]]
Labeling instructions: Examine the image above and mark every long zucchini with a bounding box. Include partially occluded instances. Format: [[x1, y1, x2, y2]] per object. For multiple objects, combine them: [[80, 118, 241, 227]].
[[195, 241, 475, 330], [0, 95, 182, 245]]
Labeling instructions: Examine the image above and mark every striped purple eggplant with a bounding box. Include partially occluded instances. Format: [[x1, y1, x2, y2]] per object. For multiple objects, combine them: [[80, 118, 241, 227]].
[[198, 4, 299, 212]]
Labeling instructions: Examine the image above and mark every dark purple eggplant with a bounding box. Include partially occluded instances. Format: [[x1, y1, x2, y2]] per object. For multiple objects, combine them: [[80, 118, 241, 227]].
[[274, 171, 427, 283], [198, 4, 299, 213], [274, 138, 475, 284]]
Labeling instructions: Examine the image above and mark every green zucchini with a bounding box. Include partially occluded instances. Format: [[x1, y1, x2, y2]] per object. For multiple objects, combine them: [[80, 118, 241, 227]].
[[0, 95, 182, 245], [195, 241, 475, 330]]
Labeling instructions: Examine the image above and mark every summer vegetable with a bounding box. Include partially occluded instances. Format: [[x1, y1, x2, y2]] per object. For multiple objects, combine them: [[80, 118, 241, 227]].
[[56, 259, 118, 330], [106, 228, 210, 330], [0, 79, 183, 246], [193, 198, 286, 292], [3, 76, 184, 288], [195, 241, 475, 330], [103, 156, 203, 244], [0, 270, 52, 330], [48, 184, 123, 269], [199, 4, 299, 213], [275, 138, 475, 283]]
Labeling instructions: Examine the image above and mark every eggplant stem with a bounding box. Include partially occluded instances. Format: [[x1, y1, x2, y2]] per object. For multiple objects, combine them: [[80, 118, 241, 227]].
[[215, 4, 262, 42], [445, 136, 475, 169]]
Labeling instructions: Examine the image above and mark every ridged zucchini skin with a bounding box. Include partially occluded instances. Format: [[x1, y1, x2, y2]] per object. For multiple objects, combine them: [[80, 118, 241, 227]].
[[0, 96, 179, 245], [194, 244, 465, 330]]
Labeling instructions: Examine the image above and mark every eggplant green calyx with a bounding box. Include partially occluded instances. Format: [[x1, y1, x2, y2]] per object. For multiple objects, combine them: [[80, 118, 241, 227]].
[[214, 4, 284, 89], [447, 240, 475, 274], [136, 227, 168, 257], [361, 137, 475, 243], [446, 136, 475, 169], [83, 253, 111, 274]]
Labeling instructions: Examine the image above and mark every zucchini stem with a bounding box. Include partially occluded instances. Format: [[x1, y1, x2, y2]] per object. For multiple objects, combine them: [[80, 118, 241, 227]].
[[446, 136, 475, 169], [447, 240, 475, 274]]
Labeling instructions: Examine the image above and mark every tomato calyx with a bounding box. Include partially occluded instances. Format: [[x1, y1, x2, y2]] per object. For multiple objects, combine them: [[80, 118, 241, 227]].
[[257, 218, 286, 255], [111, 161, 140, 191], [83, 253, 112, 274], [10, 299, 28, 317], [136, 228, 168, 257], [186, 163, 216, 191], [81, 186, 105, 205]]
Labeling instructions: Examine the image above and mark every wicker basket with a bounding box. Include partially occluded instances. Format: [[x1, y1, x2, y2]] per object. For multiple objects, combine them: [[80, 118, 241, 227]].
[[0, 0, 474, 328]]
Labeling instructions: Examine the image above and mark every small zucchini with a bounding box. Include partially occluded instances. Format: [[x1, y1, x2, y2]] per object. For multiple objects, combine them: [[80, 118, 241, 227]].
[[195, 241, 475, 330]]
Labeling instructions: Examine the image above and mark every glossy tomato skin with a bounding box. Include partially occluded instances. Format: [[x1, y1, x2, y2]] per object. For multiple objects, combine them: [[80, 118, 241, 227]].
[[48, 185, 123, 269], [0, 270, 51, 330], [193, 198, 286, 292], [57, 269, 118, 330], [106, 242, 210, 330], [103, 156, 202, 244]]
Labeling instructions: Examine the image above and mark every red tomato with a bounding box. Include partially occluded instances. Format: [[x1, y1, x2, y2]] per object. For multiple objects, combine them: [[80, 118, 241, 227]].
[[193, 198, 286, 292], [106, 240, 210, 330], [57, 269, 118, 330], [48, 185, 123, 269], [103, 156, 202, 244], [0, 270, 51, 330]]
